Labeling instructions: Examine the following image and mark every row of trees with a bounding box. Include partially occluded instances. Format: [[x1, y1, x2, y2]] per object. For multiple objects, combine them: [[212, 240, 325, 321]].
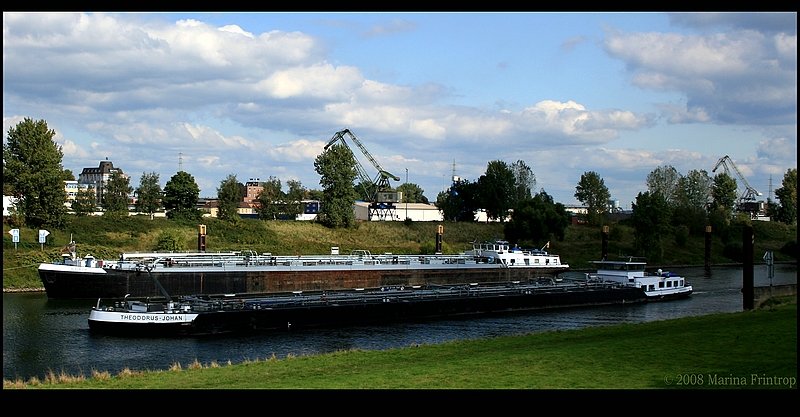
[[4, 117, 797, 260], [1, 118, 431, 228]]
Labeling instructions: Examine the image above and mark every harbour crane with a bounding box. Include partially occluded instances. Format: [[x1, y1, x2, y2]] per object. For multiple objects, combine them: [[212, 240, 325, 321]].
[[712, 155, 762, 204], [324, 129, 402, 220]]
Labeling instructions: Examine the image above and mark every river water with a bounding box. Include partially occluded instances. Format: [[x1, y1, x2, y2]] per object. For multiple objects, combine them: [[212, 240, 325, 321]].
[[3, 264, 796, 382]]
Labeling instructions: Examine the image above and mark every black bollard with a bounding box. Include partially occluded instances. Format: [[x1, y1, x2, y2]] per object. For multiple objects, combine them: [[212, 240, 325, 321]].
[[704, 225, 712, 276], [742, 225, 754, 310]]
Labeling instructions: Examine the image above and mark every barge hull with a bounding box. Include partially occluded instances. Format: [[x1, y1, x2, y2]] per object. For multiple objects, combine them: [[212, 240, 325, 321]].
[[88, 285, 646, 337], [43, 266, 567, 299]]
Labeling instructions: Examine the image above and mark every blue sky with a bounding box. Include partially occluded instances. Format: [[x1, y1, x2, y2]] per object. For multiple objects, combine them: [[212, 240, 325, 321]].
[[3, 12, 797, 209]]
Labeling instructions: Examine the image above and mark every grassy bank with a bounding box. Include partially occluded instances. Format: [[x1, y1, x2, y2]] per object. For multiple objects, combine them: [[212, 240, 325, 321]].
[[4, 297, 795, 389], [3, 216, 796, 290]]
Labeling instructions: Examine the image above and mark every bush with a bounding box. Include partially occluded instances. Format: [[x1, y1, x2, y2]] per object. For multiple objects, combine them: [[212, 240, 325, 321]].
[[154, 230, 186, 252], [722, 242, 743, 262], [673, 225, 690, 247], [780, 240, 797, 258], [419, 240, 452, 254]]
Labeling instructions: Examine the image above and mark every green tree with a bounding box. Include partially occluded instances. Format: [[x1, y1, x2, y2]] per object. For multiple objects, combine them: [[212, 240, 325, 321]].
[[436, 179, 479, 222], [477, 160, 516, 222], [710, 172, 737, 218], [217, 174, 242, 221], [631, 191, 671, 261], [255, 176, 284, 220], [574, 171, 610, 226], [504, 190, 570, 246], [135, 172, 162, 216], [511, 160, 536, 203], [646, 165, 681, 205], [774, 168, 797, 225], [314, 143, 358, 228], [397, 183, 429, 204], [71, 188, 97, 216], [2, 118, 68, 228], [62, 169, 75, 181], [307, 189, 324, 201], [102, 171, 133, 214], [283, 179, 306, 219], [163, 171, 201, 221], [355, 180, 377, 202], [673, 169, 712, 235]]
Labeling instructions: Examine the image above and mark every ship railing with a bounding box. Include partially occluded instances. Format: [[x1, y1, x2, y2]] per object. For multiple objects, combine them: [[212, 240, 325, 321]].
[[114, 251, 480, 269]]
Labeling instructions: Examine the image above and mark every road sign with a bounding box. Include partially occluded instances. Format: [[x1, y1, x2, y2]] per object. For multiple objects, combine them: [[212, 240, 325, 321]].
[[9, 228, 19, 243], [38, 229, 50, 244]]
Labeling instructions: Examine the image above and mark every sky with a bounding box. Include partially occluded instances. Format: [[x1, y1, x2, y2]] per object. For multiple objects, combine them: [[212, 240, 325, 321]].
[[3, 12, 797, 210]]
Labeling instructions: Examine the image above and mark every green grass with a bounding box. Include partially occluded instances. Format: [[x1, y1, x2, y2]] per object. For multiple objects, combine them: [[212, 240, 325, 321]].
[[5, 298, 795, 389], [3, 216, 796, 290]]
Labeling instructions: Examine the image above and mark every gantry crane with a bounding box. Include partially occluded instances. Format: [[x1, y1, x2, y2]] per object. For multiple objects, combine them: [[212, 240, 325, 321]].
[[712, 155, 762, 203], [324, 129, 402, 220], [712, 155, 764, 217]]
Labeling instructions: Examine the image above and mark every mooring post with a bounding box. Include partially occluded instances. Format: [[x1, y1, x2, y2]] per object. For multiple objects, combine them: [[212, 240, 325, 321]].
[[435, 224, 443, 254], [198, 224, 207, 253], [601, 225, 609, 261], [742, 225, 754, 310], [704, 225, 712, 275]]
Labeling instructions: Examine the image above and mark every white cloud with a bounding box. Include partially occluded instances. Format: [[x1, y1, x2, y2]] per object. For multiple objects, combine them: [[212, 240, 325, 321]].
[[258, 64, 362, 100], [267, 139, 327, 162], [604, 27, 796, 125]]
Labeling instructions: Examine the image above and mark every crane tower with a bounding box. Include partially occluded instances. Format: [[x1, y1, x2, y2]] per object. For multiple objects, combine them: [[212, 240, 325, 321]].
[[324, 129, 402, 220], [712, 155, 764, 217]]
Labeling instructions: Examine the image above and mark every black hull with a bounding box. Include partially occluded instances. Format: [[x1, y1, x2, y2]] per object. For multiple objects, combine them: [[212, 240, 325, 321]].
[[88, 286, 647, 337], [41, 266, 568, 299]]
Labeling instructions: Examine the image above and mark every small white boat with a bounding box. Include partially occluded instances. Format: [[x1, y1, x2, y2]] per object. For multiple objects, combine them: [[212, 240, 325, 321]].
[[587, 258, 693, 301]]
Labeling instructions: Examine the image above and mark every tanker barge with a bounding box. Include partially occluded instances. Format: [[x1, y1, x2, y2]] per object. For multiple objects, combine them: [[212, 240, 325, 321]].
[[88, 280, 646, 337], [40, 240, 569, 299]]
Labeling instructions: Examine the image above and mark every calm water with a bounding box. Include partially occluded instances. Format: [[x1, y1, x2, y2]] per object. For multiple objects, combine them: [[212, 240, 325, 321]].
[[3, 264, 796, 381]]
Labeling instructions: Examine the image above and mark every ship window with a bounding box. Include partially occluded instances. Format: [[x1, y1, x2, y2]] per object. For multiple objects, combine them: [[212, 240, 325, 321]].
[[648, 285, 655, 291], [535, 259, 539, 264], [659, 282, 665, 288], [525, 259, 530, 266], [667, 281, 672, 287], [679, 279, 684, 286]]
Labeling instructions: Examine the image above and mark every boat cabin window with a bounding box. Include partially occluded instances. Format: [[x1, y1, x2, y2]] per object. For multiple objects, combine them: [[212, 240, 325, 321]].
[[648, 284, 655, 291], [659, 282, 665, 288], [524, 259, 530, 266], [679, 279, 684, 286], [667, 281, 673, 287]]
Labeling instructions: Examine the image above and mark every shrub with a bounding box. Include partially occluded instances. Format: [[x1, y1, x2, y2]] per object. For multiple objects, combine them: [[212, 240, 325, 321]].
[[154, 230, 185, 252]]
